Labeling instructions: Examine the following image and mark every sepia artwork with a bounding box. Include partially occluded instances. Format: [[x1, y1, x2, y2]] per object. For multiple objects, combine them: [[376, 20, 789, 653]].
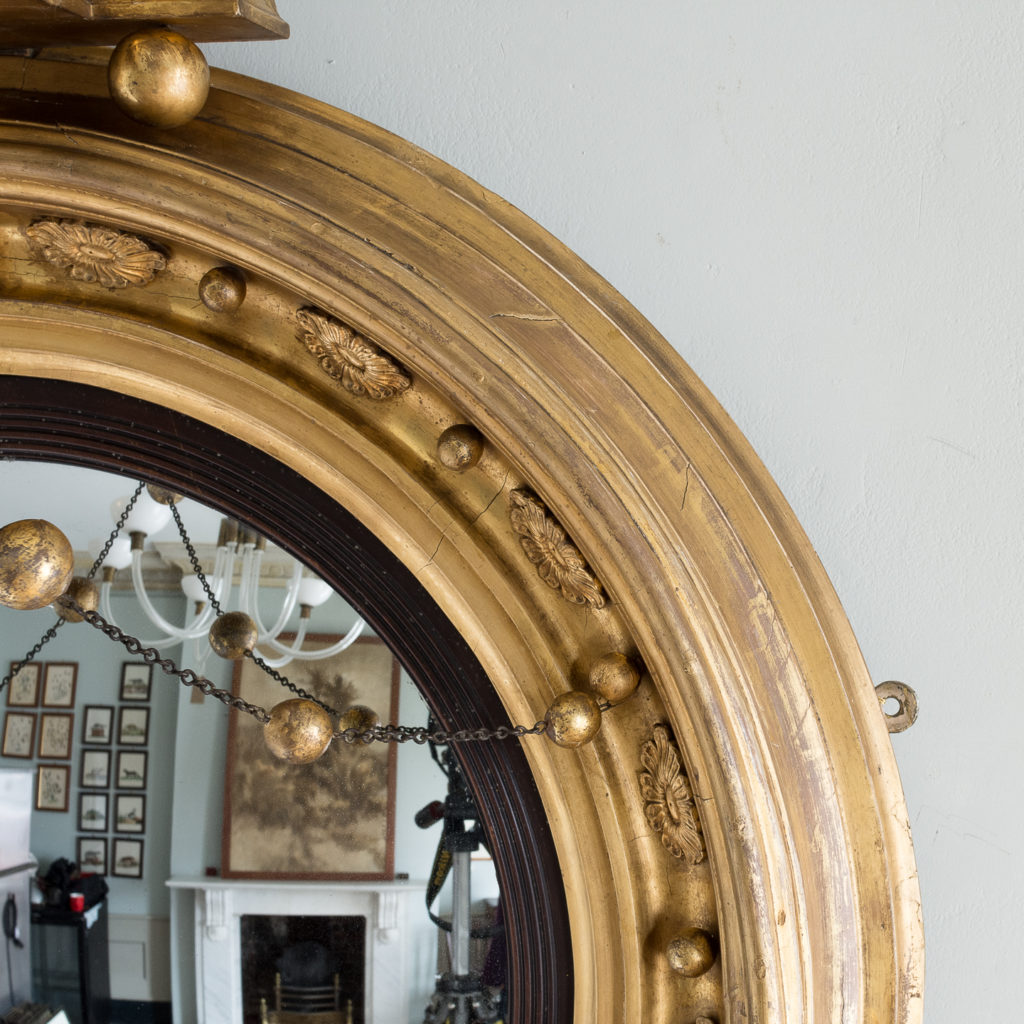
[[36, 764, 69, 812], [42, 662, 77, 707], [7, 663, 41, 707], [118, 706, 149, 745], [115, 750, 147, 789], [2, 712, 36, 758], [79, 793, 108, 832], [38, 713, 74, 759], [223, 636, 399, 880], [77, 837, 107, 875], [80, 748, 111, 788], [114, 794, 145, 834], [112, 838, 144, 879], [82, 706, 114, 744], [119, 663, 152, 702]]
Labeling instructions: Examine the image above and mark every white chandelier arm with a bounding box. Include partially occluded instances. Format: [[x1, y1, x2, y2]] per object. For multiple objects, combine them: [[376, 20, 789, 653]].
[[253, 614, 311, 669], [99, 577, 187, 649], [243, 550, 303, 640], [130, 550, 217, 641], [261, 617, 366, 663]]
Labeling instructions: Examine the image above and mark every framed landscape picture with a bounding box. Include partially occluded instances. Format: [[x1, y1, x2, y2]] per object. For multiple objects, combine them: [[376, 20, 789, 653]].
[[112, 838, 144, 879], [7, 663, 41, 707], [77, 837, 107, 875], [223, 636, 399, 880], [80, 749, 111, 789], [119, 663, 152, 702], [78, 793, 108, 832], [114, 794, 145, 834], [42, 663, 77, 708], [82, 706, 114, 745], [36, 764, 70, 812], [2, 712, 36, 758], [117, 706, 149, 746], [116, 750, 147, 789], [38, 713, 73, 759]]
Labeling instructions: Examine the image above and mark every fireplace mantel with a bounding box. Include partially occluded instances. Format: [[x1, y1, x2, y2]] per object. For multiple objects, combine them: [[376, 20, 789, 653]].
[[167, 876, 435, 1023]]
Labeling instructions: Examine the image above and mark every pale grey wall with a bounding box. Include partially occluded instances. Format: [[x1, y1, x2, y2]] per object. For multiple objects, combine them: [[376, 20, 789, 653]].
[[204, 3, 1022, 1017]]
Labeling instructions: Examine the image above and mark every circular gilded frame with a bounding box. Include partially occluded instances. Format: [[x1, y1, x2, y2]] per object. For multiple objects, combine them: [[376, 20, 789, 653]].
[[0, 53, 922, 1024]]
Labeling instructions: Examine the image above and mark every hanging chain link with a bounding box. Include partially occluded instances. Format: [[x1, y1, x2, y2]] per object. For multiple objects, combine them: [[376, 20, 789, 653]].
[[168, 500, 224, 615], [246, 650, 338, 716], [335, 720, 550, 746]]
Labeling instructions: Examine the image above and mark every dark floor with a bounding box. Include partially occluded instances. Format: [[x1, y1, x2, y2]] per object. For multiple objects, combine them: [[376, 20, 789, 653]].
[[109, 1001, 172, 1024]]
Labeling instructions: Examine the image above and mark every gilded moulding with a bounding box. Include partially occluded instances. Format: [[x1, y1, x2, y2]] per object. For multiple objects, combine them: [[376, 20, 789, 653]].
[[640, 725, 705, 866], [25, 219, 166, 289], [508, 489, 606, 608], [295, 308, 411, 400]]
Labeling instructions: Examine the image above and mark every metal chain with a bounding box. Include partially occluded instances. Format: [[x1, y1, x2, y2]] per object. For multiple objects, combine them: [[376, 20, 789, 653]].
[[86, 481, 145, 580], [0, 481, 147, 691], [168, 500, 224, 615], [0, 618, 66, 691], [246, 650, 338, 716], [66, 598, 271, 724], [336, 720, 549, 745]]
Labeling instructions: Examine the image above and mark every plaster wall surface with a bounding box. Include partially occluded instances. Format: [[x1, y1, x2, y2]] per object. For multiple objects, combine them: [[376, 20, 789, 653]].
[[206, 2, 1024, 1017]]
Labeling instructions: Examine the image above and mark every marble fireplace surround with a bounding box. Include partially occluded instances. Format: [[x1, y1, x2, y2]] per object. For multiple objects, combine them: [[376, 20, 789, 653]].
[[168, 877, 434, 1023]]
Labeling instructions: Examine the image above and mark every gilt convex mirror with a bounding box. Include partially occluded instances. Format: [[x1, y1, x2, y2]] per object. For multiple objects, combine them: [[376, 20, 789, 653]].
[[0, 6, 922, 1022]]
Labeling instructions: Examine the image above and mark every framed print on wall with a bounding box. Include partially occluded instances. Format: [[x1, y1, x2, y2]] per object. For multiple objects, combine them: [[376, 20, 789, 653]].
[[6, 663, 40, 707], [76, 837, 107, 875], [117, 706, 149, 746], [82, 706, 114, 745], [42, 662, 77, 708], [223, 635, 399, 880], [80, 748, 111, 789], [78, 792, 108, 832], [112, 838, 144, 879], [35, 764, 69, 812], [119, 663, 152, 702], [38, 713, 73, 759], [114, 794, 145, 834], [2, 712, 36, 758], [115, 750, 147, 789]]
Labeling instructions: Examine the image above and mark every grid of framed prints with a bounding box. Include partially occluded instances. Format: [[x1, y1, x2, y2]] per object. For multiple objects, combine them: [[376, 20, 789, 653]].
[[2, 658, 151, 880], [72, 662, 152, 878]]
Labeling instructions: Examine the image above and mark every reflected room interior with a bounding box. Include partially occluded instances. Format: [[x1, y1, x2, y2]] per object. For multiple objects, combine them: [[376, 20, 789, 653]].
[[0, 462, 507, 1024]]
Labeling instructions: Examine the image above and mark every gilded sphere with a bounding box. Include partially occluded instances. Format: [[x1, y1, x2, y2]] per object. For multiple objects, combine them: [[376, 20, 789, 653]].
[[208, 611, 258, 660], [436, 424, 484, 471], [666, 928, 716, 978], [0, 519, 74, 611], [264, 699, 334, 764], [199, 266, 247, 313], [544, 690, 602, 748], [589, 651, 641, 703], [55, 577, 100, 623], [338, 704, 380, 733], [146, 484, 184, 506], [108, 28, 210, 129]]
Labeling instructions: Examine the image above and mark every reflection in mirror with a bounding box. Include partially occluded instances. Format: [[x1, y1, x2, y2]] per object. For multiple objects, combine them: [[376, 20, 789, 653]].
[[0, 463, 506, 1024]]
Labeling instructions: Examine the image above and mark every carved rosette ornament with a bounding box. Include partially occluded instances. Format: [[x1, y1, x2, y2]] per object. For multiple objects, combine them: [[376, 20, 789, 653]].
[[295, 309, 411, 399], [508, 489, 606, 608], [25, 220, 166, 288], [640, 725, 705, 865]]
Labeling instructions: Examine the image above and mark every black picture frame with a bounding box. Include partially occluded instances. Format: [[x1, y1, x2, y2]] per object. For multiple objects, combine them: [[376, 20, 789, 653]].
[[117, 706, 149, 746], [114, 793, 146, 834], [111, 838, 144, 879], [80, 748, 111, 789], [82, 705, 114, 745], [119, 663, 152, 702], [76, 837, 107, 875], [115, 750, 147, 789], [78, 792, 108, 832]]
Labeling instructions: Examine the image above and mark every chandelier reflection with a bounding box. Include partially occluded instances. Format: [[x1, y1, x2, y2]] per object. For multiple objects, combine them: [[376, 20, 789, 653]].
[[92, 484, 364, 671]]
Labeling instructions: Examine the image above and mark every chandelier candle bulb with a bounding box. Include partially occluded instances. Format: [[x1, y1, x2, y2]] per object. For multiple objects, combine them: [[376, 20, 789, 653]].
[[208, 610, 258, 659], [264, 698, 334, 764], [0, 519, 74, 610], [544, 690, 603, 748], [55, 577, 99, 622]]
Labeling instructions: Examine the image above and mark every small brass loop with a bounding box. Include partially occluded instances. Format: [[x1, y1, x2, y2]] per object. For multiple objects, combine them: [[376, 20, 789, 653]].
[[875, 680, 918, 733]]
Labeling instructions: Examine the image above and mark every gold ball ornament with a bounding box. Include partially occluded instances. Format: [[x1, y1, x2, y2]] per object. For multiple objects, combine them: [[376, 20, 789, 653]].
[[338, 704, 380, 733], [199, 266, 247, 313], [0, 519, 74, 610], [108, 28, 210, 129], [146, 484, 184, 505], [55, 577, 100, 623], [544, 690, 602, 748], [436, 424, 484, 471], [589, 651, 641, 703], [208, 611, 258, 660], [666, 928, 716, 978], [264, 699, 334, 764]]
